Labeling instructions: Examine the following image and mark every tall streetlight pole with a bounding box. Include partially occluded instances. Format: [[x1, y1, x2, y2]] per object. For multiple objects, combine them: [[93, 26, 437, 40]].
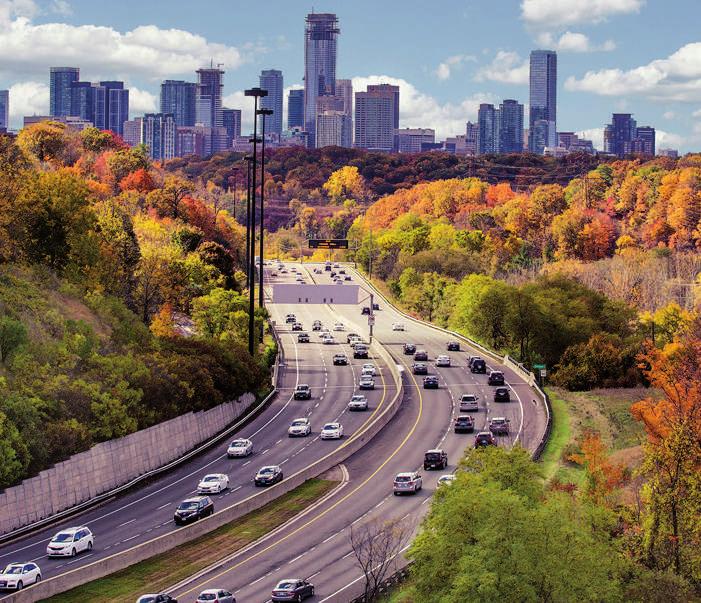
[[257, 107, 273, 309], [243, 155, 253, 288], [229, 167, 239, 223], [244, 87, 268, 356]]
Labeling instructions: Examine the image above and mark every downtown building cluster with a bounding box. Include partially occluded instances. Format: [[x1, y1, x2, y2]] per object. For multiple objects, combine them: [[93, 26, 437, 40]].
[[9, 12, 672, 160]]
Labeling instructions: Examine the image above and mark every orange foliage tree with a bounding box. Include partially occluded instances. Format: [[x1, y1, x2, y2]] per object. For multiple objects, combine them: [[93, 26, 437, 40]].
[[568, 431, 626, 506]]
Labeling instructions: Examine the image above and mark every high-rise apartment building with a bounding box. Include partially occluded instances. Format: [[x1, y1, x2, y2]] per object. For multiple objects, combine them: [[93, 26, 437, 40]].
[[316, 111, 352, 148], [336, 79, 353, 117], [477, 103, 499, 155], [196, 67, 224, 129], [634, 126, 656, 156], [50, 67, 79, 117], [122, 118, 142, 147], [288, 89, 304, 129], [142, 113, 176, 161], [69, 81, 96, 123], [605, 113, 638, 157], [222, 108, 241, 148], [498, 99, 524, 153], [259, 69, 283, 136], [465, 121, 478, 156], [354, 85, 399, 152], [160, 80, 197, 127], [528, 50, 557, 154], [0, 90, 8, 131], [101, 81, 129, 136], [304, 13, 339, 147], [394, 128, 434, 153]]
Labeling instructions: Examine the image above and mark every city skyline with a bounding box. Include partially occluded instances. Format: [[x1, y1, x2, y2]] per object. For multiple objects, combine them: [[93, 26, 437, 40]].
[[0, 1, 698, 152]]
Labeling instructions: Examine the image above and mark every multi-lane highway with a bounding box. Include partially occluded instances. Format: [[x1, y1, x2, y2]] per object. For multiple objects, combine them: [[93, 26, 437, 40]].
[[0, 279, 396, 595], [165, 261, 548, 602]]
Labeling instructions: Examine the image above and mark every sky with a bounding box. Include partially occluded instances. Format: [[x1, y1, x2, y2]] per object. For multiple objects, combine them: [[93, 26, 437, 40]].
[[1, 0, 700, 152]]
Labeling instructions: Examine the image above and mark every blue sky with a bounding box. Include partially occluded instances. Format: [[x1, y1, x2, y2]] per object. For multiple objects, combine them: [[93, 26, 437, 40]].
[[1, 0, 700, 151]]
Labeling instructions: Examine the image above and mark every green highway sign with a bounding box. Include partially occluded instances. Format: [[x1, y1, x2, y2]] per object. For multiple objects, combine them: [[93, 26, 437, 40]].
[[533, 363, 546, 370]]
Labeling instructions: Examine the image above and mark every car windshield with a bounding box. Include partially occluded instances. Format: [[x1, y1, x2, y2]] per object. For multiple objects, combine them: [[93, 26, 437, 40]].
[[323, 424, 337, 430], [395, 475, 411, 482], [493, 419, 505, 425], [259, 467, 274, 474], [52, 532, 75, 542], [138, 597, 157, 603], [198, 595, 217, 601], [425, 453, 442, 460], [203, 476, 218, 482], [291, 420, 307, 426], [231, 440, 247, 447], [296, 386, 308, 390], [4, 566, 23, 574], [178, 502, 198, 510], [276, 582, 296, 590], [462, 395, 475, 401]]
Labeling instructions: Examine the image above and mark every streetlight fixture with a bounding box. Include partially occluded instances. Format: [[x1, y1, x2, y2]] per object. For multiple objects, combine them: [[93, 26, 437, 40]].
[[256, 107, 273, 309], [244, 87, 268, 356]]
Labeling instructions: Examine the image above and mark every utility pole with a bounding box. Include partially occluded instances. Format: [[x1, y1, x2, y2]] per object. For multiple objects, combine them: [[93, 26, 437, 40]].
[[257, 107, 273, 309], [368, 293, 374, 344], [244, 156, 253, 288]]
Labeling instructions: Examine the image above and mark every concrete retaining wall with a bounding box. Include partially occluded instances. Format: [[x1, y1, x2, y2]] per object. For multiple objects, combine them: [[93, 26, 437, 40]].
[[5, 338, 404, 603], [0, 393, 256, 536]]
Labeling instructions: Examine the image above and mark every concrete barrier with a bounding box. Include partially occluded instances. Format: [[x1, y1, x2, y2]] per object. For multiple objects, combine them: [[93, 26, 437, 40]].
[[3, 328, 404, 602]]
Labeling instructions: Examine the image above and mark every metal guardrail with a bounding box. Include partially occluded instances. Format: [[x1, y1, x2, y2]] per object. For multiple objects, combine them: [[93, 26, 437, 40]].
[[351, 267, 552, 462], [0, 324, 284, 545]]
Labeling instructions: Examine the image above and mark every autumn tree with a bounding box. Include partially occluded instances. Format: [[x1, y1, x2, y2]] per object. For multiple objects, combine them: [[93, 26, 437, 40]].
[[146, 176, 194, 219], [323, 165, 367, 203], [16, 120, 74, 165], [568, 431, 626, 506]]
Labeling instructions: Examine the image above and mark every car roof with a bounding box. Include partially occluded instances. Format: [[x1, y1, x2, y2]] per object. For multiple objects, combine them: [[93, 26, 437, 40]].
[[56, 526, 88, 534], [259, 465, 279, 470], [396, 472, 416, 477], [276, 578, 303, 584], [182, 496, 207, 503], [491, 417, 507, 421], [476, 431, 492, 436], [202, 473, 225, 478], [323, 422, 340, 428], [292, 417, 309, 422]]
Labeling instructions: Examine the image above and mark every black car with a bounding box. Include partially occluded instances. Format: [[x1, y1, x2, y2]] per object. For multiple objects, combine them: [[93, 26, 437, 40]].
[[354, 345, 369, 359], [372, 302, 380, 311], [174, 496, 214, 525], [470, 358, 487, 374], [474, 431, 497, 448], [137, 595, 178, 603], [330, 271, 337, 278], [291, 322, 303, 331], [297, 332, 310, 343], [403, 343, 417, 355], [423, 375, 439, 389], [361, 306, 371, 315], [271, 579, 314, 602], [333, 354, 348, 366], [494, 387, 510, 402], [488, 370, 505, 386], [447, 341, 460, 351], [294, 384, 312, 400], [414, 350, 428, 361], [285, 315, 296, 324], [254, 465, 283, 486], [489, 417, 510, 435], [312, 321, 323, 331], [424, 449, 448, 470], [454, 415, 475, 433], [412, 362, 428, 375]]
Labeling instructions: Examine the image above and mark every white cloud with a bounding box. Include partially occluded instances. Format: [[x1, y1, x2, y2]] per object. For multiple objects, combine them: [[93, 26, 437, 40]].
[[663, 110, 676, 120], [566, 42, 701, 102], [576, 126, 688, 152], [434, 54, 476, 81], [521, 0, 644, 27], [0, 15, 248, 80], [576, 127, 604, 150], [129, 86, 157, 115], [352, 75, 496, 139], [692, 108, 701, 117], [49, 0, 71, 16], [538, 31, 615, 53], [9, 80, 49, 124], [474, 51, 529, 85]]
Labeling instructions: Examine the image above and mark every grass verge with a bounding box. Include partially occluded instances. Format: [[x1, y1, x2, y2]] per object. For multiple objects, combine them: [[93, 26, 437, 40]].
[[539, 388, 573, 482], [46, 479, 337, 603]]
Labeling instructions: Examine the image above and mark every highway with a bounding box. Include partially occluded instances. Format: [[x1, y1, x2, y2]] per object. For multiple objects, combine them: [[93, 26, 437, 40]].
[[166, 261, 548, 602], [0, 278, 396, 593]]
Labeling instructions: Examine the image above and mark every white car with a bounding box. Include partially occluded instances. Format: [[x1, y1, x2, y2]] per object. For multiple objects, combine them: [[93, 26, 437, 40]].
[[0, 563, 41, 591], [333, 322, 345, 331], [361, 363, 377, 376], [393, 471, 422, 494], [227, 438, 253, 458], [437, 474, 456, 487], [435, 355, 451, 367], [392, 322, 406, 331], [46, 526, 93, 557], [359, 376, 375, 390], [322, 334, 335, 345], [288, 418, 312, 437], [348, 394, 369, 411], [197, 473, 229, 494], [459, 393, 479, 412], [320, 422, 344, 439]]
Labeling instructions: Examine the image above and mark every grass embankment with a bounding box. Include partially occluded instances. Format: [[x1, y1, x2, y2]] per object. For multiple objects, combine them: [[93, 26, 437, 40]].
[[539, 387, 655, 486], [46, 479, 337, 603]]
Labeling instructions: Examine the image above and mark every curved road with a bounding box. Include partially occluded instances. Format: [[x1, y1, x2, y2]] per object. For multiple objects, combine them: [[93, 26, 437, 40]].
[[167, 262, 547, 602]]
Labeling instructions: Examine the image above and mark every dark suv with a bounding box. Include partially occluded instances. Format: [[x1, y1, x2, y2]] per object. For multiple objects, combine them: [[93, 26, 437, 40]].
[[470, 358, 487, 374], [294, 384, 312, 400], [474, 431, 497, 448], [494, 387, 510, 403], [423, 375, 439, 389], [447, 341, 460, 351], [403, 343, 416, 355], [412, 362, 428, 375], [333, 354, 348, 366], [488, 370, 505, 386], [489, 417, 510, 435], [174, 496, 214, 525], [454, 415, 475, 433], [414, 350, 428, 361], [424, 449, 448, 470]]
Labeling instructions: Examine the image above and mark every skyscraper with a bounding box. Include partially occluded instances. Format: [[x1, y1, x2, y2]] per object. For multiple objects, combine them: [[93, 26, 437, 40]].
[[316, 111, 352, 148], [196, 66, 224, 129], [367, 84, 399, 130], [465, 121, 478, 155], [288, 89, 304, 129], [141, 113, 176, 161], [605, 113, 637, 157], [222, 108, 242, 147], [100, 81, 129, 135], [50, 67, 79, 117], [336, 79, 353, 118], [354, 85, 398, 152], [69, 81, 96, 123], [259, 69, 283, 136], [0, 90, 8, 131], [634, 126, 656, 156], [528, 50, 557, 154], [499, 99, 524, 153], [304, 13, 339, 147], [160, 80, 197, 127], [122, 118, 142, 147], [477, 103, 499, 155]]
